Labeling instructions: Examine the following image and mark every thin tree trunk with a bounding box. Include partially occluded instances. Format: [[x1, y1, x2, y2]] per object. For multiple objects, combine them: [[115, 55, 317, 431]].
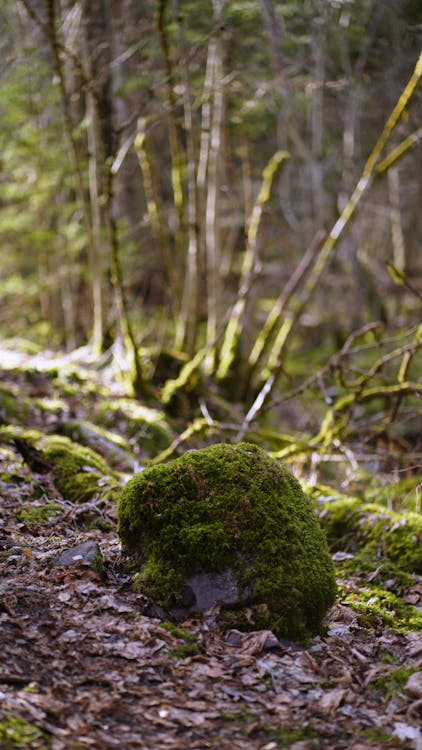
[[173, 0, 200, 355], [134, 119, 179, 305], [388, 167, 405, 271], [40, 0, 103, 351], [157, 0, 186, 284], [310, 14, 326, 228], [204, 0, 226, 371]]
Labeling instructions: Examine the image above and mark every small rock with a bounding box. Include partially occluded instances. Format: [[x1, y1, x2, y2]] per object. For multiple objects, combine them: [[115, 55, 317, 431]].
[[263, 631, 281, 650], [53, 541, 102, 569], [225, 629, 243, 646]]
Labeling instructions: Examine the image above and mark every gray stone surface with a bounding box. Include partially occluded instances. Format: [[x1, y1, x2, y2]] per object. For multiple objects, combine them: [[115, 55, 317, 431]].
[[53, 541, 102, 568], [180, 568, 254, 611]]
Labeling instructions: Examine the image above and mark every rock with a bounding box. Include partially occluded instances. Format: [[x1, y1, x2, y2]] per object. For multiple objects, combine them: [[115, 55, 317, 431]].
[[117, 442, 336, 642], [182, 568, 252, 611], [53, 541, 103, 571]]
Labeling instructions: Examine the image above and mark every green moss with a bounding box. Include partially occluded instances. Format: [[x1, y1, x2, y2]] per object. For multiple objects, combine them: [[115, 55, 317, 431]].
[[263, 724, 320, 748], [133, 551, 184, 600], [319, 498, 422, 573], [169, 643, 200, 658], [358, 726, 404, 747], [343, 586, 422, 632], [0, 426, 119, 503], [0, 714, 49, 749], [118, 442, 336, 642], [95, 399, 173, 454], [93, 550, 107, 579], [160, 621, 197, 643], [369, 666, 417, 699], [334, 551, 413, 589], [159, 621, 200, 658], [18, 503, 62, 529], [39, 434, 118, 503]]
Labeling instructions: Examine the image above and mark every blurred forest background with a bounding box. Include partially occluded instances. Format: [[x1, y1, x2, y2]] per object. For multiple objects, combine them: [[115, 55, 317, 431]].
[[1, 0, 421, 485]]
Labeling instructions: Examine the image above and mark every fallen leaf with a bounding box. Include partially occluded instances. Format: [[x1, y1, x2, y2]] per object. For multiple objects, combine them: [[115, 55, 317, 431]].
[[315, 688, 347, 713], [405, 671, 422, 699]]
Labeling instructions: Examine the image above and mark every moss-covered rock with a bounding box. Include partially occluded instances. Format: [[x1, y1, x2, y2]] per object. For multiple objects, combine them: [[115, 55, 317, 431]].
[[94, 399, 173, 456], [62, 420, 135, 471], [36, 433, 119, 503], [319, 498, 422, 573], [117, 442, 336, 642], [0, 426, 120, 503]]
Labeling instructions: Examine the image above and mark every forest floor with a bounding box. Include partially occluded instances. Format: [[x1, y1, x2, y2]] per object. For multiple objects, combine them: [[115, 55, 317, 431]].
[[0, 350, 421, 750]]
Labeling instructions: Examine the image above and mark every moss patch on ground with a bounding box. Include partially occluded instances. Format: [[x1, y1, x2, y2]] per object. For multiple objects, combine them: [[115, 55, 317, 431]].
[[117, 442, 336, 642], [315, 487, 422, 634], [318, 498, 422, 574], [342, 585, 422, 633], [0, 714, 49, 749], [18, 502, 62, 529], [368, 666, 417, 699]]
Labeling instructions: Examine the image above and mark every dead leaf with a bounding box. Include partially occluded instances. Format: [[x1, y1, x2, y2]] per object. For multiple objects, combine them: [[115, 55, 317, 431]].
[[405, 671, 422, 699], [315, 688, 347, 713]]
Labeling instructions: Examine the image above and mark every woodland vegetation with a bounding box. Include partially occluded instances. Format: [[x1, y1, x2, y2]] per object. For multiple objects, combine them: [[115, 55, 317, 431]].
[[1, 0, 421, 473], [0, 1, 422, 748]]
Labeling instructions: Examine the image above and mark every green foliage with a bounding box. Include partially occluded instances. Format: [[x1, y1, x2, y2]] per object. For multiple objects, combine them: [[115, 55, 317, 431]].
[[0, 51, 84, 345], [118, 442, 336, 642]]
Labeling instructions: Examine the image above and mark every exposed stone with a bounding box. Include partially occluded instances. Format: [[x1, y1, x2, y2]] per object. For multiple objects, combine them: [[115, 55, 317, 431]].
[[183, 568, 252, 611], [53, 541, 102, 570]]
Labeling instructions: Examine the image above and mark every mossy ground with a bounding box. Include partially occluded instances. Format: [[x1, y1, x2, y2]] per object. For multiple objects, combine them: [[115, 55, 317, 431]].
[[18, 502, 62, 529], [0, 714, 49, 749], [319, 498, 422, 573], [317, 489, 422, 634], [368, 666, 417, 698], [117, 442, 337, 642]]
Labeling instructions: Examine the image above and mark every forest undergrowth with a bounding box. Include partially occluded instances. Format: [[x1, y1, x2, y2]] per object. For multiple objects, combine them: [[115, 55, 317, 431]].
[[0, 348, 421, 750]]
